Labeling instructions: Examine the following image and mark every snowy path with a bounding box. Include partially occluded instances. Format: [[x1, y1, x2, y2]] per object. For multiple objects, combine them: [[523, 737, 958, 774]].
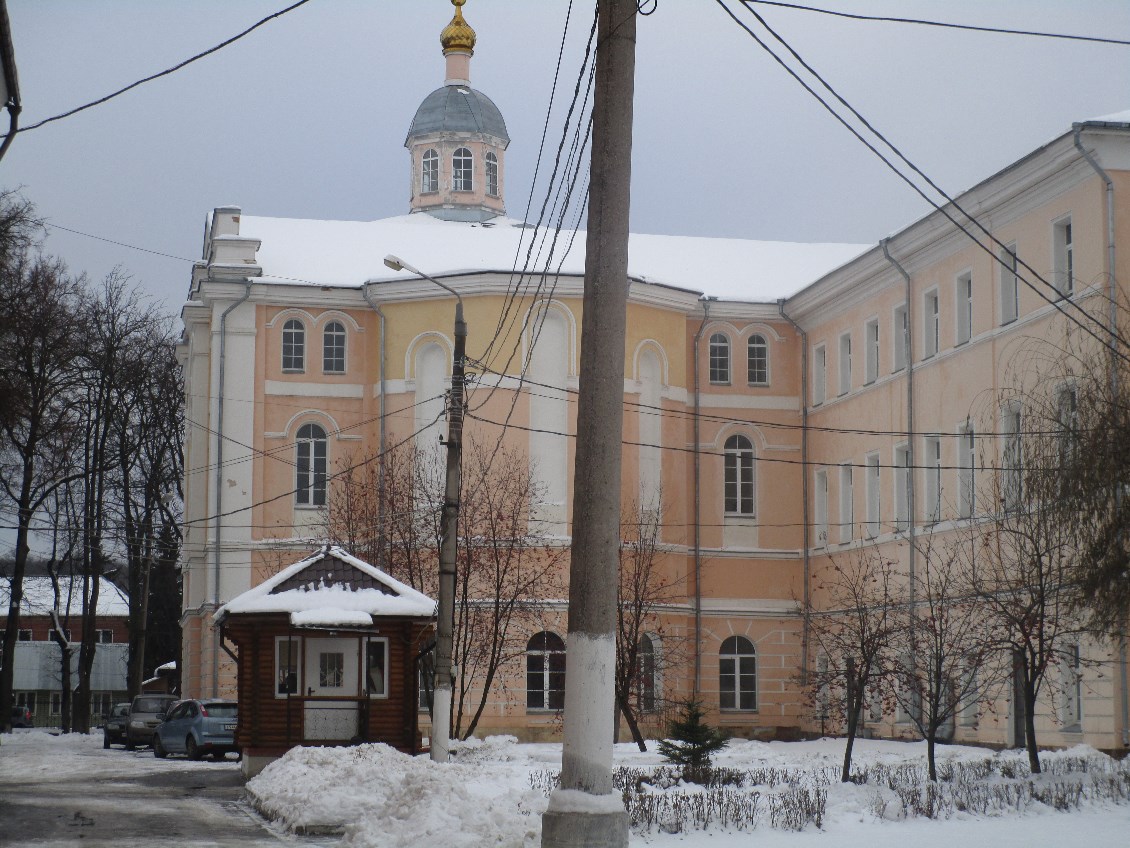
[[0, 730, 324, 847]]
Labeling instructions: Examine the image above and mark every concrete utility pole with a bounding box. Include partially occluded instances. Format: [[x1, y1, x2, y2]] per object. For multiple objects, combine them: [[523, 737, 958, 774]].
[[541, 1, 636, 846], [384, 255, 464, 763]]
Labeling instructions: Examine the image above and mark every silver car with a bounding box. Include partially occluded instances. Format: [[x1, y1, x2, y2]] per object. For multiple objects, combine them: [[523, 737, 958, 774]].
[[153, 699, 239, 761]]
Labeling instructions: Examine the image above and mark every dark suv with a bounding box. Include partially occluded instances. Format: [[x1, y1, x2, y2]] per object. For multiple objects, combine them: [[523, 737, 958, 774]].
[[10, 705, 32, 728], [103, 702, 131, 748], [124, 694, 177, 749]]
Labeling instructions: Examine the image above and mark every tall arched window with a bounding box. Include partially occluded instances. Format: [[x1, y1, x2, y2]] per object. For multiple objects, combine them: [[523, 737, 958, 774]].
[[747, 334, 768, 385], [485, 151, 499, 196], [452, 147, 473, 192], [635, 634, 657, 713], [709, 333, 730, 384], [526, 631, 566, 710], [295, 423, 327, 506], [323, 321, 346, 374], [719, 635, 756, 710], [724, 434, 755, 515], [421, 148, 439, 193], [282, 319, 305, 372]]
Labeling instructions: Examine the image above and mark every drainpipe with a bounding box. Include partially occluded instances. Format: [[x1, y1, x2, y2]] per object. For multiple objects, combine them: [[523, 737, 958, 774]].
[[214, 279, 252, 697], [778, 299, 810, 683], [362, 284, 388, 565], [881, 239, 916, 658], [1072, 125, 1128, 747], [691, 296, 713, 695]]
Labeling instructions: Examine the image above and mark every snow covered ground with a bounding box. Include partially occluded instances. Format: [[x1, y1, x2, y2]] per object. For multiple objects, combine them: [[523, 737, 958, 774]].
[[246, 735, 1130, 847], [3, 729, 1128, 847]]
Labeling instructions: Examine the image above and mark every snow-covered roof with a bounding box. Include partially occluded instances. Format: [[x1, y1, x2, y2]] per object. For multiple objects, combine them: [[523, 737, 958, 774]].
[[237, 213, 868, 303], [0, 575, 129, 618], [216, 545, 435, 626], [1089, 108, 1130, 125]]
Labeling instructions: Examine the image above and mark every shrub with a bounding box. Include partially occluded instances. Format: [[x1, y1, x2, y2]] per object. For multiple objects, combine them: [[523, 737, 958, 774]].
[[656, 699, 729, 784]]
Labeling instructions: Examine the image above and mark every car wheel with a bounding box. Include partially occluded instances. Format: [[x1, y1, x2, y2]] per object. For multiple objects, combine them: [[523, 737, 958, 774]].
[[186, 735, 202, 761], [154, 735, 168, 759], [103, 735, 111, 750], [125, 739, 135, 751]]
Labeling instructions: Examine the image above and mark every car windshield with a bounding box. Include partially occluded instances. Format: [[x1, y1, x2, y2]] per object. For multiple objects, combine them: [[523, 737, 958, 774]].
[[203, 703, 237, 718], [133, 697, 173, 713]]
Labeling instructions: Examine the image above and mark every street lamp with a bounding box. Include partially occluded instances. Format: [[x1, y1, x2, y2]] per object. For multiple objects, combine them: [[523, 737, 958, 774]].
[[383, 254, 465, 764]]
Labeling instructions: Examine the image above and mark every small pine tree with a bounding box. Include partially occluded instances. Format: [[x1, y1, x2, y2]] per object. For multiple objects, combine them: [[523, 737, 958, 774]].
[[657, 698, 729, 783]]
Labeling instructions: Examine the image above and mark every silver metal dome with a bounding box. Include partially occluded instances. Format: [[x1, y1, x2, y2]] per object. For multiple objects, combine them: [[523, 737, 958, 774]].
[[405, 85, 510, 146]]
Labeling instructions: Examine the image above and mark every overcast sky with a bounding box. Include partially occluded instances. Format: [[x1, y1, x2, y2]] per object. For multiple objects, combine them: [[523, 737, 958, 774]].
[[5, 0, 1130, 316]]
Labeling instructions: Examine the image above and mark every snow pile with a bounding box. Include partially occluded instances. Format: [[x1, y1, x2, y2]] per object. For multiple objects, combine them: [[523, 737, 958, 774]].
[[246, 735, 1130, 846], [246, 742, 546, 847]]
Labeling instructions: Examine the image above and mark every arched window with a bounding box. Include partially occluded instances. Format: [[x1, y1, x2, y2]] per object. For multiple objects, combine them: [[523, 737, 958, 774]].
[[452, 147, 473, 192], [323, 321, 346, 374], [421, 148, 439, 193], [719, 635, 756, 710], [282, 319, 305, 372], [295, 423, 327, 506], [526, 631, 566, 710], [709, 333, 730, 384], [724, 434, 755, 515], [635, 634, 657, 713], [485, 151, 499, 197], [747, 334, 768, 385]]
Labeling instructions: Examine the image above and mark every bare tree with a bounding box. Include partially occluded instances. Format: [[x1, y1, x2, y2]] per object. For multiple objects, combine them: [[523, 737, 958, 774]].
[[115, 325, 184, 695], [890, 535, 1001, 781], [0, 251, 85, 733], [960, 377, 1094, 773], [615, 500, 683, 752], [327, 435, 566, 740], [804, 547, 902, 782]]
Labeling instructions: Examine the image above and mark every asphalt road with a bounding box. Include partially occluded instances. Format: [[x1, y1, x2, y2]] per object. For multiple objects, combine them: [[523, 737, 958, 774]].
[[0, 743, 329, 847]]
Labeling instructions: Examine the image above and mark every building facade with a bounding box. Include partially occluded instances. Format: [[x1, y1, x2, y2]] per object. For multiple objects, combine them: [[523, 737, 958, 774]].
[[0, 576, 129, 725], [179, 3, 1130, 752]]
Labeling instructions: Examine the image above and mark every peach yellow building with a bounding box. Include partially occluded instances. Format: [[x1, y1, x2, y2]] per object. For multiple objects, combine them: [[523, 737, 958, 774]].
[[178, 2, 1130, 752]]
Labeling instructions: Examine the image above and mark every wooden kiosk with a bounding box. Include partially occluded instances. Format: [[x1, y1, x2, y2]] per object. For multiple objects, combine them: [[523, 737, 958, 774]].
[[215, 545, 435, 777]]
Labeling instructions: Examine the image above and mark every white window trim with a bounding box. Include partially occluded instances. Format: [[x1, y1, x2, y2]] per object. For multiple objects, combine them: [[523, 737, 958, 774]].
[[865, 452, 880, 539], [892, 302, 908, 373], [957, 422, 975, 519], [839, 463, 854, 544], [1052, 214, 1074, 297], [812, 344, 827, 406], [746, 333, 770, 386], [282, 318, 306, 373], [893, 443, 910, 532], [864, 318, 879, 385], [923, 435, 942, 523], [955, 270, 972, 346], [322, 321, 347, 375], [813, 468, 828, 547], [838, 332, 852, 396], [923, 287, 940, 360], [999, 243, 1019, 325], [709, 332, 731, 385]]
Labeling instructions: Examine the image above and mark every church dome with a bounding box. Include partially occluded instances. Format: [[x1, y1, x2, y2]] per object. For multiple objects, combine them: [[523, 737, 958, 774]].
[[405, 85, 510, 146]]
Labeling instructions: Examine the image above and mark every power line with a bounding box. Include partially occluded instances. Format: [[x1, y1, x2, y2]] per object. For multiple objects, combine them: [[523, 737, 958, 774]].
[[466, 409, 1051, 476], [46, 223, 196, 263], [715, 0, 1130, 366], [3, 0, 313, 138], [744, 1, 1130, 47], [471, 362, 1091, 441]]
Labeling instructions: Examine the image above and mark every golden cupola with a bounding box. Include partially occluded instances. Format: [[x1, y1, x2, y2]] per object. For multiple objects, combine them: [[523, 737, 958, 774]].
[[441, 0, 476, 55], [405, 0, 508, 223]]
